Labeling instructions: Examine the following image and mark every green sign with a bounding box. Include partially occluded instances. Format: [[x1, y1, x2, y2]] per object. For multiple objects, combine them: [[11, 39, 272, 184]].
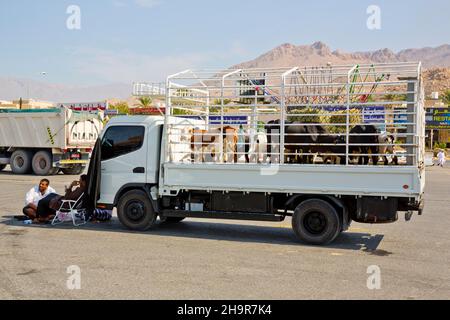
[[426, 108, 450, 129]]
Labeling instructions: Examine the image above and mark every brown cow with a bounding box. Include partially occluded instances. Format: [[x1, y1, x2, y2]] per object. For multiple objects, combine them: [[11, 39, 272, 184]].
[[189, 126, 238, 163]]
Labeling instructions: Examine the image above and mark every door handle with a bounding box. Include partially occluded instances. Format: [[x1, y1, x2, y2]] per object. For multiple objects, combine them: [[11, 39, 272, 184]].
[[133, 167, 145, 174]]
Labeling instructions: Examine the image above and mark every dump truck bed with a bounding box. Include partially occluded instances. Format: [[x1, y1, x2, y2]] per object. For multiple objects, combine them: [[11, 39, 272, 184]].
[[0, 108, 101, 149]]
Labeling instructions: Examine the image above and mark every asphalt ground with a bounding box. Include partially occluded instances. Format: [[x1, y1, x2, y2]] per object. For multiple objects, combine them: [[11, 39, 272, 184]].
[[0, 164, 449, 299]]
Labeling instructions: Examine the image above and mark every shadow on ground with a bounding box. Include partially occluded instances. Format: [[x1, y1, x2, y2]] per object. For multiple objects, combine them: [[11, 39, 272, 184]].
[[0, 215, 384, 252]]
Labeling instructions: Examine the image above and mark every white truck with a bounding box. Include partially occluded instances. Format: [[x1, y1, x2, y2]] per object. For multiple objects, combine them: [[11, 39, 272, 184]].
[[0, 108, 103, 175], [92, 63, 426, 245]]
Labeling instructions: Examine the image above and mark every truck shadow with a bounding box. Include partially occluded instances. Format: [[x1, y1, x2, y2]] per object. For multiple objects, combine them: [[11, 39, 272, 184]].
[[0, 170, 66, 177], [1, 217, 384, 251]]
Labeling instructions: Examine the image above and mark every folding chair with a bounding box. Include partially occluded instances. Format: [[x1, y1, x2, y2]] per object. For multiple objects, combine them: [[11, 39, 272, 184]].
[[51, 193, 87, 226]]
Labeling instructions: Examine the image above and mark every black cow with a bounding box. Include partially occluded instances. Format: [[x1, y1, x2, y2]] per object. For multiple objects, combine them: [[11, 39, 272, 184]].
[[265, 120, 330, 164], [316, 135, 347, 165], [349, 125, 380, 165]]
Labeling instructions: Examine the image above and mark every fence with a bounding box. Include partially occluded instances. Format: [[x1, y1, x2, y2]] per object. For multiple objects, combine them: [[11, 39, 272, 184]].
[[164, 63, 425, 166]]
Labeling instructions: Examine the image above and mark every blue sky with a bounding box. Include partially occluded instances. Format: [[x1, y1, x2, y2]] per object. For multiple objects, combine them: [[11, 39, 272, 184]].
[[0, 0, 449, 85]]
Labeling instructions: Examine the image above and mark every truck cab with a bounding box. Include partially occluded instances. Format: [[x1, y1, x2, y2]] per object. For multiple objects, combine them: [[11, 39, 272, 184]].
[[98, 116, 163, 206]]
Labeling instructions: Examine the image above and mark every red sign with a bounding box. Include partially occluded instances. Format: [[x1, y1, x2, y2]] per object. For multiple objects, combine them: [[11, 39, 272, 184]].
[[130, 107, 166, 115]]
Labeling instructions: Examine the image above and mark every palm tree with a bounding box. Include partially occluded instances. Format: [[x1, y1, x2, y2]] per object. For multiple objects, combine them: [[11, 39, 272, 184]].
[[135, 96, 153, 108], [441, 90, 450, 106], [110, 102, 129, 114]]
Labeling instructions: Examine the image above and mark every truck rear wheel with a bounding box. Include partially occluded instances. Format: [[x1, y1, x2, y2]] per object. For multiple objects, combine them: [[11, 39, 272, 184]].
[[117, 190, 157, 231], [10, 150, 33, 174], [292, 199, 341, 245], [32, 151, 54, 175]]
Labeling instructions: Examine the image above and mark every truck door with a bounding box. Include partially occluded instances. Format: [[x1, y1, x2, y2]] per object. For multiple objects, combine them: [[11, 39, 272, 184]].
[[98, 125, 147, 205]]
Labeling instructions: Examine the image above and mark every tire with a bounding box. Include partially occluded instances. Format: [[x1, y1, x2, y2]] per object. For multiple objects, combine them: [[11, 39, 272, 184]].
[[61, 165, 85, 175], [0, 164, 6, 171], [292, 199, 341, 245], [31, 151, 54, 175], [117, 190, 157, 231], [160, 216, 185, 223], [10, 150, 33, 174]]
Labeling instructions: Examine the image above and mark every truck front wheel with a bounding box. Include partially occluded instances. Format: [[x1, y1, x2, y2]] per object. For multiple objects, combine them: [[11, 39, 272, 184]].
[[10, 150, 33, 174], [292, 199, 341, 245], [117, 190, 157, 231]]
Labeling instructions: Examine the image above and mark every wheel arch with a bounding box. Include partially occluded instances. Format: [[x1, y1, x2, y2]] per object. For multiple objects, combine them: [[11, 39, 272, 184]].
[[285, 194, 350, 231], [114, 183, 160, 213]]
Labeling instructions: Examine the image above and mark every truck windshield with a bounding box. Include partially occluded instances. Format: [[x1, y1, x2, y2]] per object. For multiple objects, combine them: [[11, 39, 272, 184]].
[[101, 125, 145, 161]]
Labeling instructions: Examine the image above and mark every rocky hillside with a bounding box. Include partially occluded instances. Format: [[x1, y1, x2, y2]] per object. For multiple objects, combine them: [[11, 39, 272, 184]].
[[233, 42, 450, 97], [233, 42, 450, 69], [423, 68, 450, 96]]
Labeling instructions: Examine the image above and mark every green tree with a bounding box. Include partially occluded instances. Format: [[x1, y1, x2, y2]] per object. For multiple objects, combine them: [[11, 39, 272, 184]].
[[213, 98, 232, 105], [441, 90, 450, 106], [135, 96, 153, 108], [288, 107, 330, 124], [110, 102, 129, 115], [328, 109, 362, 133]]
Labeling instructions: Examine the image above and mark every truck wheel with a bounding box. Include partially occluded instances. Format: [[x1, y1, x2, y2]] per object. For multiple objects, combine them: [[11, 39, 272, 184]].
[[10, 150, 33, 174], [0, 164, 6, 171], [32, 151, 54, 175], [117, 190, 157, 231], [292, 199, 341, 245], [61, 165, 85, 175], [160, 216, 185, 223]]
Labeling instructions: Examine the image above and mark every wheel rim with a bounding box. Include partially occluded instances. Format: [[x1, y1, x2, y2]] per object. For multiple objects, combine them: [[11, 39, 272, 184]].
[[125, 200, 146, 222], [15, 156, 24, 168], [39, 158, 47, 169], [303, 211, 327, 235]]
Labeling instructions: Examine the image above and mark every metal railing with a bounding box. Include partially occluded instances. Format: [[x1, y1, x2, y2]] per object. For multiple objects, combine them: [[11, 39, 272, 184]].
[[164, 63, 425, 166]]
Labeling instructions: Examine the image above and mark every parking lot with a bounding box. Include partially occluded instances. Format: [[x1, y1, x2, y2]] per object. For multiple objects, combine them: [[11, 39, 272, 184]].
[[0, 165, 449, 300]]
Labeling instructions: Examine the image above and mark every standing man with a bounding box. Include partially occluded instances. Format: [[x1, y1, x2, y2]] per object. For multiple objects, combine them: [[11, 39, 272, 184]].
[[437, 149, 446, 168], [21, 179, 56, 220]]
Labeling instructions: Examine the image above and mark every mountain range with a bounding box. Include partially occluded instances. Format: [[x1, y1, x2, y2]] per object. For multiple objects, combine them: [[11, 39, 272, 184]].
[[1, 42, 449, 103], [233, 42, 450, 69]]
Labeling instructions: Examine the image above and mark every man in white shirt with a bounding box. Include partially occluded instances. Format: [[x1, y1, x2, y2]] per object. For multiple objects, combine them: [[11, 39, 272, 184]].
[[437, 150, 446, 167], [22, 179, 56, 220]]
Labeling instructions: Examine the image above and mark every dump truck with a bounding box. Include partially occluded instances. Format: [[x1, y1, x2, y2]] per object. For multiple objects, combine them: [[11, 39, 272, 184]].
[[89, 63, 426, 245], [0, 108, 103, 175]]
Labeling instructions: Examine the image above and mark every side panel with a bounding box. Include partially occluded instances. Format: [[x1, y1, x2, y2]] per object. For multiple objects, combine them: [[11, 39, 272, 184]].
[[0, 111, 66, 148], [161, 163, 421, 198]]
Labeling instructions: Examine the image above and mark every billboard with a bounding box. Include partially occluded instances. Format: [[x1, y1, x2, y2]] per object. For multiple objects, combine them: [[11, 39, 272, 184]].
[[426, 108, 450, 129], [362, 106, 385, 124], [58, 101, 108, 112], [321, 106, 385, 123], [209, 116, 248, 125]]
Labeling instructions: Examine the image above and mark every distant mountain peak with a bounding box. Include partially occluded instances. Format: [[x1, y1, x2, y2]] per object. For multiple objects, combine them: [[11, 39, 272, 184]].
[[234, 41, 450, 69], [311, 41, 328, 50]]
